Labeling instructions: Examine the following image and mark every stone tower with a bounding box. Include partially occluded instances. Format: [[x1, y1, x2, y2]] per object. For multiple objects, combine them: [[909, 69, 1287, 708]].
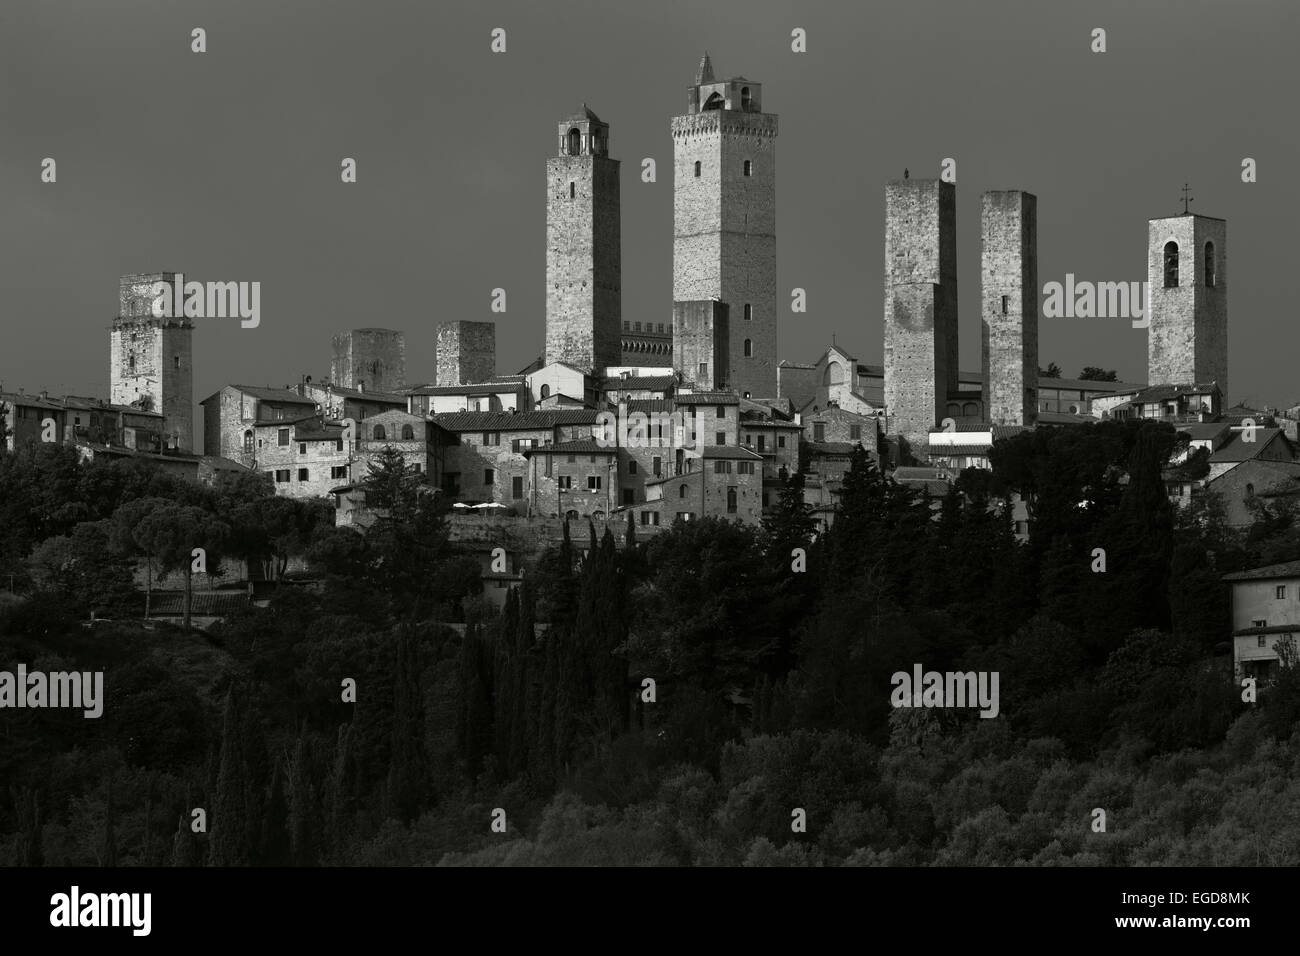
[[981, 190, 1038, 426], [111, 273, 194, 451], [330, 328, 406, 392], [545, 105, 621, 373], [883, 179, 958, 452], [1147, 213, 1227, 401], [673, 300, 730, 390], [435, 321, 496, 386], [672, 54, 778, 399]]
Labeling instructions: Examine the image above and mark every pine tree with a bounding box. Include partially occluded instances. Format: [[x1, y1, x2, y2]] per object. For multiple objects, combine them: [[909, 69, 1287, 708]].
[[288, 736, 317, 865], [389, 625, 429, 821], [261, 757, 290, 866]]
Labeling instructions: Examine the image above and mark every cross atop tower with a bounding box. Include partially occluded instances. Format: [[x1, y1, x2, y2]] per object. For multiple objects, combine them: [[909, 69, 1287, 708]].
[[1180, 182, 1194, 215]]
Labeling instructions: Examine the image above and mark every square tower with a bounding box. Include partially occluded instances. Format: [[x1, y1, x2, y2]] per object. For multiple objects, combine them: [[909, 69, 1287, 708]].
[[1147, 214, 1228, 401], [673, 300, 730, 390], [111, 273, 194, 451], [435, 321, 496, 386], [883, 179, 958, 452], [545, 105, 621, 374], [331, 328, 406, 392], [981, 190, 1038, 426], [672, 54, 778, 399]]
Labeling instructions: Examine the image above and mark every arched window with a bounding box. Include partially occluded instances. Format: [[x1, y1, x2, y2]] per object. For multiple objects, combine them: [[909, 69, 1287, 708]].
[[1163, 241, 1179, 287], [1246, 483, 1256, 498], [743, 160, 752, 177], [727, 487, 737, 512], [373, 424, 386, 441], [741, 86, 752, 110], [693, 160, 701, 178], [566, 127, 581, 156], [1204, 242, 1215, 287], [541, 383, 550, 399], [243, 430, 254, 454], [679, 484, 688, 499], [401, 424, 414, 440], [703, 92, 725, 110], [743, 338, 753, 357]]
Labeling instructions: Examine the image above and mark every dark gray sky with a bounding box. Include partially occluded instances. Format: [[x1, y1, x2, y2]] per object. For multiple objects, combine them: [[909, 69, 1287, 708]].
[[3, 0, 1297, 445]]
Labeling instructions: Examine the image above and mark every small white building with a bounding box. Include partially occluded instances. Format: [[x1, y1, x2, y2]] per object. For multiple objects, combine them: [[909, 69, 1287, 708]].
[[1222, 560, 1300, 683]]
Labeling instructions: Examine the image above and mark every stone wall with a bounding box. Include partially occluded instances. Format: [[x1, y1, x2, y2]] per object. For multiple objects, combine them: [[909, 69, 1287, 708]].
[[981, 190, 1038, 426]]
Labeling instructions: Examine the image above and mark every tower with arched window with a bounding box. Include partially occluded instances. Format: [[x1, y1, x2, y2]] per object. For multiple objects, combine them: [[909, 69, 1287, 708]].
[[672, 55, 778, 398], [545, 105, 621, 374], [1146, 212, 1228, 401], [111, 273, 193, 451]]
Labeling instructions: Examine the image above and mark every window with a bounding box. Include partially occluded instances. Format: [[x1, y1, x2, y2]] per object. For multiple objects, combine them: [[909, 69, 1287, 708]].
[[243, 431, 254, 454], [628, 460, 638, 474], [640, 511, 659, 526], [737, 461, 755, 475], [677, 512, 696, 521], [278, 428, 290, 446], [814, 422, 825, 441], [743, 338, 752, 357], [653, 456, 662, 477], [741, 86, 752, 109], [693, 160, 701, 178], [588, 475, 602, 491], [699, 363, 708, 379], [174, 355, 181, 369], [757, 435, 766, 452], [1246, 483, 1256, 498], [331, 466, 347, 479], [512, 476, 523, 499], [567, 127, 581, 155], [401, 424, 415, 440], [373, 425, 387, 441], [850, 425, 861, 440], [1278, 585, 1287, 600], [1205, 242, 1215, 287], [299, 443, 307, 455], [512, 438, 536, 452], [778, 435, 786, 449], [715, 405, 726, 418], [622, 489, 634, 505], [541, 384, 550, 399], [335, 438, 344, 451], [679, 484, 688, 499], [1259, 634, 1268, 647], [274, 469, 290, 483], [558, 476, 572, 490], [1163, 241, 1179, 287], [713, 461, 732, 474], [634, 322, 641, 331], [569, 182, 575, 199], [128, 355, 135, 372], [1253, 619, 1267, 628], [743, 160, 752, 177], [298, 468, 309, 481], [727, 487, 737, 513], [716, 431, 726, 445], [743, 304, 752, 321], [567, 454, 576, 464], [482, 468, 494, 485]]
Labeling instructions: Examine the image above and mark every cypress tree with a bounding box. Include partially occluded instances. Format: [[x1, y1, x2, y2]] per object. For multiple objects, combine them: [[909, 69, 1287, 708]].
[[210, 688, 251, 867]]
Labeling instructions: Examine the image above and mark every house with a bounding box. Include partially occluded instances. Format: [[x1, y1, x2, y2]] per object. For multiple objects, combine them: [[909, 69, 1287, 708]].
[[1222, 561, 1300, 683], [1204, 459, 1300, 526], [643, 445, 764, 526], [406, 377, 530, 416], [1206, 427, 1295, 481]]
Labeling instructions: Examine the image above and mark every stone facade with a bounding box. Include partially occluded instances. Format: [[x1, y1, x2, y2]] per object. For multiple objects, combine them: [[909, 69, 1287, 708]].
[[1147, 214, 1228, 402], [673, 300, 729, 390], [883, 180, 958, 454], [200, 384, 317, 460], [255, 419, 351, 499], [672, 58, 778, 399], [330, 328, 406, 393], [111, 273, 194, 452], [621, 319, 673, 366], [802, 406, 877, 460], [435, 321, 496, 386], [545, 107, 621, 373], [357, 410, 433, 478], [644, 446, 764, 525], [981, 191, 1038, 426]]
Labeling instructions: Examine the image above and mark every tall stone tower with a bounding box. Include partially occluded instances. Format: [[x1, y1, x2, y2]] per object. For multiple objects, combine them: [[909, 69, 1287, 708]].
[[981, 190, 1038, 426], [435, 321, 496, 386], [111, 273, 194, 452], [673, 300, 730, 390], [331, 328, 406, 392], [545, 105, 621, 373], [883, 179, 958, 452], [672, 54, 778, 398], [1147, 213, 1227, 401]]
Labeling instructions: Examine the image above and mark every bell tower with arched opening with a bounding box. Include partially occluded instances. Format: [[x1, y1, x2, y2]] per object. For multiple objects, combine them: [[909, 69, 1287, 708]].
[[672, 54, 778, 398], [545, 105, 621, 373]]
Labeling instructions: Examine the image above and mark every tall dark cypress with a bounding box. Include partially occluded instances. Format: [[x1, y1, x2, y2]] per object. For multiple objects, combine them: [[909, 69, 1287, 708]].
[[210, 688, 251, 866]]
